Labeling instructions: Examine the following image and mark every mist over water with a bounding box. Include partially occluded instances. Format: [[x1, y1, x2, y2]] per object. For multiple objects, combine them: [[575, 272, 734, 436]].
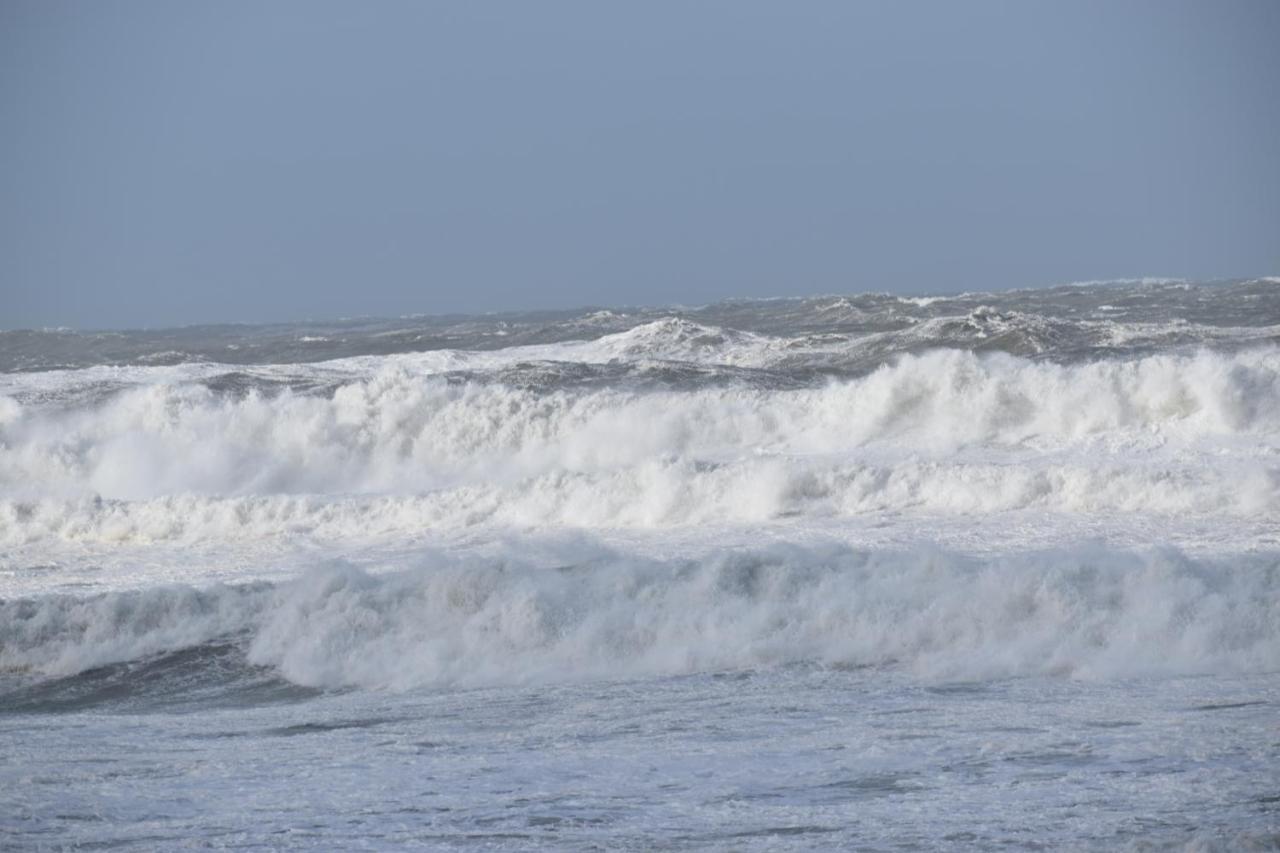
[[3, 279, 1279, 850]]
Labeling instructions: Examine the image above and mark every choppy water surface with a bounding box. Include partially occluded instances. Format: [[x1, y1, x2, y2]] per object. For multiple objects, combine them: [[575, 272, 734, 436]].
[[2, 279, 1278, 850]]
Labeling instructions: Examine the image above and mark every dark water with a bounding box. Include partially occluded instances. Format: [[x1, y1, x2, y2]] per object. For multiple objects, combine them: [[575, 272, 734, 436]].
[[4, 278, 1276, 374]]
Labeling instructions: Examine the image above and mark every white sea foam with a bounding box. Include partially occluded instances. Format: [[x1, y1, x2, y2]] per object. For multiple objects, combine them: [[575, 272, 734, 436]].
[[2, 348, 1276, 504], [5, 284, 1277, 850], [0, 582, 264, 677], [2, 457, 1274, 549], [0, 395, 21, 427], [896, 295, 949, 308], [2, 544, 1276, 688]]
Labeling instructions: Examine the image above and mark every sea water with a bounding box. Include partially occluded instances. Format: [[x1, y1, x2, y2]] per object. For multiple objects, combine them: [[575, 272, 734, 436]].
[[2, 279, 1278, 849]]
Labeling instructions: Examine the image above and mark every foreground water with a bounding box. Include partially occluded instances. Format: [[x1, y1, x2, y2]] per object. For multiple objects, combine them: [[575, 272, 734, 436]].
[[2, 279, 1278, 849]]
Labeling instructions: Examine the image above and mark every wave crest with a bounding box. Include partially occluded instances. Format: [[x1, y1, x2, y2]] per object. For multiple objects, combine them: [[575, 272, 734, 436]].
[[2, 348, 1276, 503]]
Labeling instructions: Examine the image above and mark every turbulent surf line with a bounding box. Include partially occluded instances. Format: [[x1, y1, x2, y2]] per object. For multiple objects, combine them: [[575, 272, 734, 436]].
[[4, 279, 1280, 852], [1, 279, 1278, 686], [2, 347, 1276, 500], [4, 543, 1277, 692], [1, 455, 1275, 550]]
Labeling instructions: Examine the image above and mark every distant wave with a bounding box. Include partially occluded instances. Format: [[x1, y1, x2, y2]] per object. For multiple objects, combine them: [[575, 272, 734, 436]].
[[2, 277, 1276, 373]]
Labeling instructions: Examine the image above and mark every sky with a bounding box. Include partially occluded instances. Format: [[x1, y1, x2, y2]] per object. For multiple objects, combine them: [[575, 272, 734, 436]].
[[2, 1, 1278, 329]]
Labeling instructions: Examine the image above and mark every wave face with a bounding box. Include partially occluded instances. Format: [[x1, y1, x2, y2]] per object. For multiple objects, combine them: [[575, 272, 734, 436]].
[[2, 279, 1279, 691]]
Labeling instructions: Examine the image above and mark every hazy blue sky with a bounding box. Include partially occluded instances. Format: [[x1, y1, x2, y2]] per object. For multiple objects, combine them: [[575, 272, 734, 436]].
[[3, 1, 1278, 329]]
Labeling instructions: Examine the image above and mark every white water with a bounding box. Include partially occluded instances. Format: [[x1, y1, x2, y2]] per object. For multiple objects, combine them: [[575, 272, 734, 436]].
[[3, 544, 1277, 690], [3, 287, 1279, 850], [3, 347, 1276, 531]]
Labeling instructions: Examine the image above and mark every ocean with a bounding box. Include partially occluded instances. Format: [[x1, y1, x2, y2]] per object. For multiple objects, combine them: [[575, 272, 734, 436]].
[[1, 278, 1278, 850]]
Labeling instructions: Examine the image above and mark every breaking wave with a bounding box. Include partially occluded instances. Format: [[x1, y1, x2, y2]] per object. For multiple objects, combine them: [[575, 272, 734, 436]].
[[3, 457, 1275, 547], [2, 347, 1276, 504], [2, 544, 1277, 693]]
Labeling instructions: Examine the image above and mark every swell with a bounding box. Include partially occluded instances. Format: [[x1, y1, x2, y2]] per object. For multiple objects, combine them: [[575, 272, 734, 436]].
[[3, 278, 1276, 373], [2, 544, 1277, 694], [2, 347, 1277, 503]]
